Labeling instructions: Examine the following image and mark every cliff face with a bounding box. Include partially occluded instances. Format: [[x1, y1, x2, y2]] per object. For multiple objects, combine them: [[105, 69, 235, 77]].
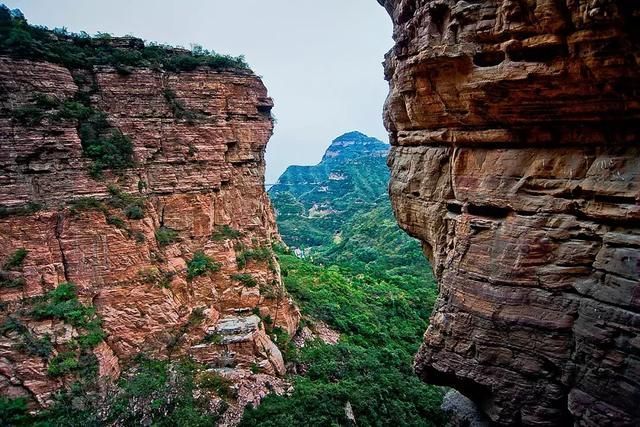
[[379, 0, 640, 425], [0, 45, 299, 406]]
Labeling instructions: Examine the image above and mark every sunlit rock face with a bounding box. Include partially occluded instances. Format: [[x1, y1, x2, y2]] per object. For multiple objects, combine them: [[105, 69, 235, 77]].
[[378, 0, 640, 425], [0, 49, 299, 405]]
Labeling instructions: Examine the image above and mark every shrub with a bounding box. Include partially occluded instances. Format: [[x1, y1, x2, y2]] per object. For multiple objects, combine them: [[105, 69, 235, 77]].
[[196, 371, 233, 398], [0, 275, 26, 288], [2, 248, 28, 270], [125, 204, 144, 219], [231, 273, 257, 288], [68, 197, 106, 214], [31, 282, 105, 350], [47, 351, 79, 377], [186, 251, 220, 280], [107, 185, 146, 219], [107, 215, 127, 230], [211, 225, 243, 241], [236, 245, 273, 269], [155, 227, 179, 246], [163, 88, 198, 122], [0, 397, 31, 426], [0, 202, 42, 218], [55, 100, 92, 121]]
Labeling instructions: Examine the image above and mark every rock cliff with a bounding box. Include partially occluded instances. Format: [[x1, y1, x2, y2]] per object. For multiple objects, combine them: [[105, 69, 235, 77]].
[[378, 0, 640, 425], [0, 25, 299, 408]]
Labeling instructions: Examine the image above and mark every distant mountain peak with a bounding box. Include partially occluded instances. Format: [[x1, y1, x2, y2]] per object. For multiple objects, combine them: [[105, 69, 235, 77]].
[[322, 131, 388, 162], [333, 131, 371, 142]]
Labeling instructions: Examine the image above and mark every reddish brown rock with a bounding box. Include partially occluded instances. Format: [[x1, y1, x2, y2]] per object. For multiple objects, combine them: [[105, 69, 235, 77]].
[[0, 54, 299, 407], [379, 0, 640, 425]]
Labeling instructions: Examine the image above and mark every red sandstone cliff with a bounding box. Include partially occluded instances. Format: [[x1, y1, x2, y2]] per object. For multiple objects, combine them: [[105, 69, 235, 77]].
[[0, 41, 299, 409], [379, 0, 640, 425]]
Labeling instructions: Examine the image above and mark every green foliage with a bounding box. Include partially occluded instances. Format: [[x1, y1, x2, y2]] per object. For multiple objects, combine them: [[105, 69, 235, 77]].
[[231, 273, 258, 287], [0, 202, 42, 218], [163, 88, 198, 122], [240, 254, 445, 426], [0, 397, 31, 426], [0, 317, 52, 357], [196, 371, 233, 398], [106, 357, 223, 426], [79, 111, 134, 177], [235, 245, 272, 269], [186, 251, 221, 280], [211, 224, 244, 241], [67, 197, 107, 214], [47, 351, 79, 377], [31, 282, 105, 351], [3, 248, 28, 270], [155, 226, 179, 246], [0, 6, 249, 72], [0, 274, 26, 288], [107, 215, 127, 230]]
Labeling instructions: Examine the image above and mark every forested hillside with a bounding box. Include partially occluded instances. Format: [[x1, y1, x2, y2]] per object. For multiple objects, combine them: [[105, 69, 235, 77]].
[[249, 132, 444, 425], [269, 131, 431, 281]]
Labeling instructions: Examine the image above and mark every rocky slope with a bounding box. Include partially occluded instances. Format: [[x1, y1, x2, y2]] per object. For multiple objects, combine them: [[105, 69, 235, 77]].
[[0, 12, 298, 412], [378, 0, 640, 425]]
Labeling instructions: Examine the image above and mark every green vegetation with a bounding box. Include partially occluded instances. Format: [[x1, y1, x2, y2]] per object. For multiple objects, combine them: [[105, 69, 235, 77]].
[[155, 226, 180, 246], [1, 357, 229, 426], [186, 251, 221, 280], [79, 110, 134, 177], [31, 282, 105, 351], [0, 6, 249, 72], [3, 248, 28, 270], [68, 197, 107, 214], [0, 202, 42, 218], [0, 275, 26, 288], [47, 351, 80, 377], [211, 224, 244, 241], [197, 370, 233, 398], [0, 317, 52, 357], [0, 397, 31, 426], [253, 131, 444, 425], [107, 185, 146, 219], [269, 131, 390, 249], [163, 88, 199, 122], [235, 245, 273, 269], [240, 253, 444, 426], [231, 273, 258, 287]]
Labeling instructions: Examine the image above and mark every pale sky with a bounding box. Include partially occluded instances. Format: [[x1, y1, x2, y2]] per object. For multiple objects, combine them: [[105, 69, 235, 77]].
[[5, 0, 393, 183]]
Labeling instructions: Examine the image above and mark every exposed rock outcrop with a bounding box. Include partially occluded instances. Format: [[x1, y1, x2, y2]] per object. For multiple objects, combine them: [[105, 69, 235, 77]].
[[0, 41, 299, 407], [379, 0, 640, 425]]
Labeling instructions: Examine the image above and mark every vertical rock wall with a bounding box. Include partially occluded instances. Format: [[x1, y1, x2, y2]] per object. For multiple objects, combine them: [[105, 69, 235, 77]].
[[0, 52, 298, 406], [378, 0, 640, 425]]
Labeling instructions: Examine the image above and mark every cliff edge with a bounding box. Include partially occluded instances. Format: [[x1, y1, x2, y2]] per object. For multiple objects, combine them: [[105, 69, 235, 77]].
[[379, 0, 640, 425], [0, 8, 298, 411]]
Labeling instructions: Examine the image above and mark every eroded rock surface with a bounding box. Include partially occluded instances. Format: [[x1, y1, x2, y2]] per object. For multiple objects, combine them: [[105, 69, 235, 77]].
[[0, 50, 299, 407], [378, 0, 640, 425]]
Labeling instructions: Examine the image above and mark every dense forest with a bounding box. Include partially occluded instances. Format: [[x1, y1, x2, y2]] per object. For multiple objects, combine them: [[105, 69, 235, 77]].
[[246, 131, 445, 425]]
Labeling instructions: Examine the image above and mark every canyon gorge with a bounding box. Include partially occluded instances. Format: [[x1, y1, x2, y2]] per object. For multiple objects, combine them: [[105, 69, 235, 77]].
[[1, 1, 640, 425], [379, 0, 640, 425]]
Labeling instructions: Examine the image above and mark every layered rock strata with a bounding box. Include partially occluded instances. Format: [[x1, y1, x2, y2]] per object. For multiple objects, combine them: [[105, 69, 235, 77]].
[[0, 45, 298, 406], [378, 0, 640, 425]]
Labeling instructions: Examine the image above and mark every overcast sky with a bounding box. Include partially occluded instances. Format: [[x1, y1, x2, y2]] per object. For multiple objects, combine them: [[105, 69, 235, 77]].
[[5, 0, 393, 182]]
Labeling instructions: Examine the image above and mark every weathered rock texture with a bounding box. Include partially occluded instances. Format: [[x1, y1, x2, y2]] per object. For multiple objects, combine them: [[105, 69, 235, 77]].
[[379, 0, 640, 425], [0, 50, 298, 406]]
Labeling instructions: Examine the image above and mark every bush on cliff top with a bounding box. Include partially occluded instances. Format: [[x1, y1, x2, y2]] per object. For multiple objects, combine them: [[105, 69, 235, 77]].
[[0, 6, 249, 72]]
